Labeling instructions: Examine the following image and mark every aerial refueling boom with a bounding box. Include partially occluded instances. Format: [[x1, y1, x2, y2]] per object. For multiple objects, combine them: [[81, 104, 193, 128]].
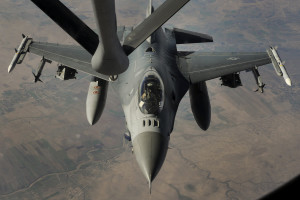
[[6, 0, 293, 192]]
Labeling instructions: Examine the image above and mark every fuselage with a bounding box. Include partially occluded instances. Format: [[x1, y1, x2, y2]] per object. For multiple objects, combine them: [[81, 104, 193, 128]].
[[111, 27, 189, 183]]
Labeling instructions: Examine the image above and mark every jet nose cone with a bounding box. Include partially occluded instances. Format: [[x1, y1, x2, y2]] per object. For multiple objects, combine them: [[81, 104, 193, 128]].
[[132, 132, 169, 185]]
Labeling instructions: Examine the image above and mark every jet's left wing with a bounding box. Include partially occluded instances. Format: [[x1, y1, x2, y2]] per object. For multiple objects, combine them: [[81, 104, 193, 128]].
[[28, 42, 111, 81], [178, 51, 271, 83]]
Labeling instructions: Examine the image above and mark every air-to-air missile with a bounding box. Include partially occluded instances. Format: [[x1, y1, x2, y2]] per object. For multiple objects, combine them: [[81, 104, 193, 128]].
[[8, 34, 32, 73], [267, 46, 292, 86], [251, 66, 265, 93], [32, 57, 52, 83]]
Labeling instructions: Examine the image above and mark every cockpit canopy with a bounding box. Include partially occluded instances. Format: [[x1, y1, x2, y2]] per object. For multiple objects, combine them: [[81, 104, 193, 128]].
[[138, 71, 164, 114]]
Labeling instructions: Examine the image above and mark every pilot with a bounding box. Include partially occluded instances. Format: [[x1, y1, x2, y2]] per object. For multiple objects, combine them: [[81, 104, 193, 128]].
[[141, 91, 147, 100], [140, 79, 162, 114]]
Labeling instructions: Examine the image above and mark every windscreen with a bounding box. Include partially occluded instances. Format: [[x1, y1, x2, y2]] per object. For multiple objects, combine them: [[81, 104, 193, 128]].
[[138, 72, 164, 114]]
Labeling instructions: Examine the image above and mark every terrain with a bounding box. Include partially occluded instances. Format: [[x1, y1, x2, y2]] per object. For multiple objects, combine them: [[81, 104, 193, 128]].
[[0, 0, 299, 199]]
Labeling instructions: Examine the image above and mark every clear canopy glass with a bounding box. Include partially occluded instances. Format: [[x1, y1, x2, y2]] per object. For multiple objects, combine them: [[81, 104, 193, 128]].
[[138, 72, 164, 114]]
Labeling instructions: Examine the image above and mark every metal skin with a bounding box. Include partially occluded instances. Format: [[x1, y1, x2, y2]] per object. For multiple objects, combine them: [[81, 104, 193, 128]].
[[189, 81, 211, 130], [111, 28, 189, 186], [8, 0, 292, 192], [252, 67, 265, 93], [91, 0, 129, 75], [270, 47, 291, 86], [8, 35, 29, 73], [267, 47, 292, 86], [86, 77, 108, 125], [32, 57, 51, 83]]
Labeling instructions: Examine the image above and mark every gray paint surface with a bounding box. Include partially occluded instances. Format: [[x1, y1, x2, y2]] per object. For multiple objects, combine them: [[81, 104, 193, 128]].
[[6, 0, 294, 192]]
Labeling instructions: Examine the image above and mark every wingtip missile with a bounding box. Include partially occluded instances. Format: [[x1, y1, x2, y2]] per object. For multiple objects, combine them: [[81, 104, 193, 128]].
[[285, 78, 292, 86], [8, 35, 31, 73], [8, 52, 19, 73], [8, 64, 14, 73], [267, 46, 292, 86]]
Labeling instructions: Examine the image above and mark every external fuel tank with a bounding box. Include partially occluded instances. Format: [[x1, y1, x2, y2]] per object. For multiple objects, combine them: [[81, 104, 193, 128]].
[[189, 81, 211, 131], [86, 77, 108, 125]]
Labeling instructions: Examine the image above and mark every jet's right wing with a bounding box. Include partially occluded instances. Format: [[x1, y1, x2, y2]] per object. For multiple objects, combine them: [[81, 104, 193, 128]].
[[178, 51, 271, 83]]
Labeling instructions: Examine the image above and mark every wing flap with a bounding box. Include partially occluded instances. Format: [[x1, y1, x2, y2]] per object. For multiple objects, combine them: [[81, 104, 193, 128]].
[[179, 52, 271, 83], [29, 42, 111, 81]]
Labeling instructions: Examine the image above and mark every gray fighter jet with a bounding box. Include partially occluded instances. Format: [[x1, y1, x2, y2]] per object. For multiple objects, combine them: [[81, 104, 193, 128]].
[[7, 0, 292, 191]]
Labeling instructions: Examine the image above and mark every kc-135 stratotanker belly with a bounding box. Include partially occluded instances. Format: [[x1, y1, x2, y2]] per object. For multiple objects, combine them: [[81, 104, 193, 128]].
[[7, 0, 292, 192]]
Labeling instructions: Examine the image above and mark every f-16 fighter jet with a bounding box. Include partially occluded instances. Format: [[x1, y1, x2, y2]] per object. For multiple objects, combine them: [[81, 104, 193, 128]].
[[7, 0, 292, 192]]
